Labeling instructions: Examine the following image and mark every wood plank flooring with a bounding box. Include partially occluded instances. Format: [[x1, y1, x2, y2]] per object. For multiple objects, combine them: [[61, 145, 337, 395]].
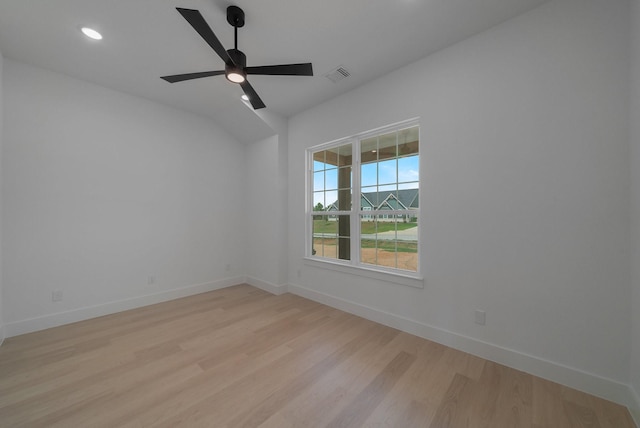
[[0, 284, 635, 427]]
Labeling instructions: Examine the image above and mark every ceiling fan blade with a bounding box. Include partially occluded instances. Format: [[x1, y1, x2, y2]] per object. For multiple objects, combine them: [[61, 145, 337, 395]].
[[161, 70, 225, 83], [176, 8, 233, 65], [245, 63, 313, 76], [240, 80, 266, 109]]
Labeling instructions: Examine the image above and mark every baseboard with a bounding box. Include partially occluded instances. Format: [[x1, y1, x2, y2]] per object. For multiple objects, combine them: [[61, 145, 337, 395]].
[[288, 283, 633, 409], [629, 384, 640, 427], [4, 276, 246, 338], [246, 276, 288, 295]]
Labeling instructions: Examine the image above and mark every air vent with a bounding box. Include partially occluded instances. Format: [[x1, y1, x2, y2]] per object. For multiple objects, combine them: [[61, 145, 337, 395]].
[[324, 66, 351, 83]]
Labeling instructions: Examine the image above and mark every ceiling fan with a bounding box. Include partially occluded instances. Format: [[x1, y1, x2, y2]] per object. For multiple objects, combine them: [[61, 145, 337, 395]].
[[161, 6, 313, 110]]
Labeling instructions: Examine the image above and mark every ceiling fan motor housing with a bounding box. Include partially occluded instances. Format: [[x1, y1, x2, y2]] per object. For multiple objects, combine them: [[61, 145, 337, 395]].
[[228, 49, 246, 68]]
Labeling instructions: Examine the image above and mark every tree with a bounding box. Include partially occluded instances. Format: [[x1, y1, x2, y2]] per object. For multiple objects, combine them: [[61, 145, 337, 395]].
[[313, 202, 325, 220]]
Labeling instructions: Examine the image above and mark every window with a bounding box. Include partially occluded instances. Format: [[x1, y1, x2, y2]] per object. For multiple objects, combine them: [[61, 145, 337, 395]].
[[307, 119, 420, 278]]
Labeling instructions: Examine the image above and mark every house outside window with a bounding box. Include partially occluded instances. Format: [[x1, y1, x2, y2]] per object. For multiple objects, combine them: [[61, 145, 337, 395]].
[[307, 119, 420, 276]]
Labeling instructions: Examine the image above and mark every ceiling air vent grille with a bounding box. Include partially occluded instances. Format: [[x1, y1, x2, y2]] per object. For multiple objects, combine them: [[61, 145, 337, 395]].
[[325, 66, 351, 83]]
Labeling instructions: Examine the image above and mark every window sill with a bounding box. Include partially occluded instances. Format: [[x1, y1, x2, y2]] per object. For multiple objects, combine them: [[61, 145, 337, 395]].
[[303, 257, 424, 289]]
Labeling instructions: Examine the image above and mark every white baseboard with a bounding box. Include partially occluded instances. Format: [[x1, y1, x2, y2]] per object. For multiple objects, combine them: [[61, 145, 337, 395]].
[[288, 283, 633, 409], [3, 277, 636, 421], [629, 384, 640, 427], [4, 276, 246, 338], [246, 276, 288, 295]]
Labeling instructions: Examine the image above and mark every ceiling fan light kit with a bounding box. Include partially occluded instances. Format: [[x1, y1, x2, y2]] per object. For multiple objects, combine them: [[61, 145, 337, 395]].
[[161, 5, 314, 110], [225, 49, 246, 83]]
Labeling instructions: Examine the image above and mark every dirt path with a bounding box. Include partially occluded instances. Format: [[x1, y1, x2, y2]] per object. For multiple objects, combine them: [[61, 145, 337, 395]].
[[313, 242, 417, 272]]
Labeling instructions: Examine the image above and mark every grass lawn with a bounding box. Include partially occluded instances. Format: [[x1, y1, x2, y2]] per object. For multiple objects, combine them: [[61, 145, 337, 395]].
[[314, 237, 417, 254], [361, 221, 417, 234], [313, 219, 417, 234], [360, 239, 418, 253]]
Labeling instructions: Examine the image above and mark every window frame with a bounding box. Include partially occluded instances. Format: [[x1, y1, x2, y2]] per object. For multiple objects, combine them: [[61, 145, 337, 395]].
[[305, 118, 423, 288]]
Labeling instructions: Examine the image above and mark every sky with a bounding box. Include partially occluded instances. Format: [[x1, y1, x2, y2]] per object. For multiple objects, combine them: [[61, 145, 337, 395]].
[[313, 155, 419, 209]]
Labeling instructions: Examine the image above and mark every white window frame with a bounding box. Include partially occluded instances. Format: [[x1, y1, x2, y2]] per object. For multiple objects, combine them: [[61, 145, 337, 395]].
[[304, 118, 423, 288]]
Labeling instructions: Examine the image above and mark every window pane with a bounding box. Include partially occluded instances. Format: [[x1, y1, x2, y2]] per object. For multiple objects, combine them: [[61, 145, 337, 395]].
[[312, 217, 336, 259], [398, 155, 419, 184], [336, 215, 351, 260], [313, 171, 325, 192], [380, 191, 400, 210], [335, 192, 351, 211], [361, 187, 379, 207], [337, 166, 352, 210], [361, 137, 377, 152], [338, 166, 352, 187], [378, 184, 396, 193], [313, 191, 325, 211], [313, 151, 326, 170], [397, 188, 419, 210], [336, 144, 353, 167], [377, 131, 397, 161], [312, 215, 350, 260], [360, 214, 418, 272], [314, 150, 331, 167], [325, 193, 336, 209], [313, 237, 338, 259], [378, 159, 397, 185], [361, 163, 377, 187], [325, 168, 338, 190], [398, 126, 419, 157], [313, 160, 326, 172]]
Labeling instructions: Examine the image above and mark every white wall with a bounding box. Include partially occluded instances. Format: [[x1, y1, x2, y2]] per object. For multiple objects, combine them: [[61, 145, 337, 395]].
[[0, 51, 4, 344], [245, 134, 281, 286], [245, 109, 289, 294], [629, 0, 640, 421], [288, 0, 632, 404], [2, 59, 246, 335]]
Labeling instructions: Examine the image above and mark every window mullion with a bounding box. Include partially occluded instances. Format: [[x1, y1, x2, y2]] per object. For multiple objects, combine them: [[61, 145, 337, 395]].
[[352, 139, 361, 265], [306, 150, 313, 257]]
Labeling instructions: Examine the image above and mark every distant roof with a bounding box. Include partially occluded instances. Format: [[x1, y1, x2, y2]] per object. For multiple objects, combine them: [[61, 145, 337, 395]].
[[327, 188, 418, 211], [362, 189, 419, 209]]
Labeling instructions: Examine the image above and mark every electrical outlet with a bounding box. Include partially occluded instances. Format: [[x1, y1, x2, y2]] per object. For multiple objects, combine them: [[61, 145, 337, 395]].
[[147, 276, 155, 285], [52, 290, 63, 302], [475, 310, 486, 325]]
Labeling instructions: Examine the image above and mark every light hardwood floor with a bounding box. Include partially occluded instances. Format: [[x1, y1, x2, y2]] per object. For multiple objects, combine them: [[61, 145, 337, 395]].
[[0, 284, 635, 427]]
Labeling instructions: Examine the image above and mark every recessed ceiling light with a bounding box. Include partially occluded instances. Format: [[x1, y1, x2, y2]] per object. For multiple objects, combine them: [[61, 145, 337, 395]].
[[81, 27, 102, 40], [241, 94, 249, 101]]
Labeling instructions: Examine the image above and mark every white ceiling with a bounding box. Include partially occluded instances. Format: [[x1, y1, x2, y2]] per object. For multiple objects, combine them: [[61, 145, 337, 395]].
[[0, 0, 549, 143]]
